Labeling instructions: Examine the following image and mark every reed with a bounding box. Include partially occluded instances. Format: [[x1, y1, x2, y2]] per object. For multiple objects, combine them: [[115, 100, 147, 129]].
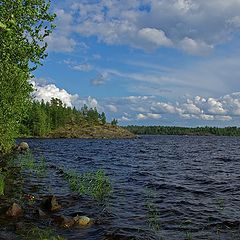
[[63, 168, 112, 201], [0, 169, 4, 195]]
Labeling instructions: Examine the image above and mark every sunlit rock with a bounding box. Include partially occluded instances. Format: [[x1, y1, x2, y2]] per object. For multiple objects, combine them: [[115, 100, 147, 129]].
[[74, 215, 91, 226], [17, 142, 29, 152]]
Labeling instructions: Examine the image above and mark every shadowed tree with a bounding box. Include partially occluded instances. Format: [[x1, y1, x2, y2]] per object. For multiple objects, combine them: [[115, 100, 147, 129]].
[[0, 0, 55, 153]]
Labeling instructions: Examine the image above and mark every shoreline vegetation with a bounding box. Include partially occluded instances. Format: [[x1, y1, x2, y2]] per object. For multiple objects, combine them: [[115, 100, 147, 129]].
[[19, 98, 134, 140], [124, 125, 240, 137]]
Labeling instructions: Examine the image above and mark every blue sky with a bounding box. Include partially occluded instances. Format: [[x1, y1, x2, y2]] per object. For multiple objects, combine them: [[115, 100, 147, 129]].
[[33, 0, 240, 126]]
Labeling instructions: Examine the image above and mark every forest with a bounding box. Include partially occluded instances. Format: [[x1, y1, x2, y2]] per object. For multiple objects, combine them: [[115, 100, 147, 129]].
[[125, 125, 240, 136], [19, 98, 117, 137]]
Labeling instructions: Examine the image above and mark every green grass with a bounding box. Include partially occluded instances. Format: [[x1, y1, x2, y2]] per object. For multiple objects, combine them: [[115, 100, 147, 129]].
[[62, 168, 112, 201], [146, 201, 161, 231], [0, 169, 5, 195], [144, 187, 161, 232], [21, 227, 64, 240], [17, 151, 47, 177]]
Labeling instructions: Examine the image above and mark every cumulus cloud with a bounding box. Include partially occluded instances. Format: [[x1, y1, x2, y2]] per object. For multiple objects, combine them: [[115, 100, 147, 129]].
[[51, 0, 240, 54], [179, 37, 213, 55], [137, 113, 162, 120], [31, 79, 100, 110], [138, 28, 172, 48], [106, 104, 118, 113], [104, 91, 240, 123], [31, 79, 73, 107]]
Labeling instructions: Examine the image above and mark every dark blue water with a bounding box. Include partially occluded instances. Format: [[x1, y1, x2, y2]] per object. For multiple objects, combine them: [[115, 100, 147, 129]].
[[22, 136, 240, 239]]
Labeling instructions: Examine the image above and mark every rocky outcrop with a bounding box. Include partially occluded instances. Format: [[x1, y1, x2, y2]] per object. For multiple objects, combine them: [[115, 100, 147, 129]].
[[48, 124, 135, 139]]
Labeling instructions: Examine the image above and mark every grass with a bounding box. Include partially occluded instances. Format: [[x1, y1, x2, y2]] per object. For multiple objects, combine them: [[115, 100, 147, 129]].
[[17, 151, 47, 177], [0, 168, 4, 195], [20, 226, 64, 240], [146, 201, 161, 231], [144, 187, 161, 232], [62, 168, 112, 201]]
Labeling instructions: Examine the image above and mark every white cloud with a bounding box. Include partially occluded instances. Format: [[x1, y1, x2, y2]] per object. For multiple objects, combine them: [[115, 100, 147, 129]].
[[46, 9, 77, 52], [72, 63, 93, 72], [137, 113, 147, 120], [31, 79, 100, 110], [46, 35, 77, 53], [31, 79, 73, 107], [91, 72, 108, 86], [106, 92, 240, 123], [31, 79, 240, 125], [137, 113, 162, 120], [179, 37, 213, 55], [206, 98, 226, 115], [138, 28, 172, 48], [51, 0, 240, 54], [200, 114, 215, 121], [106, 104, 118, 113]]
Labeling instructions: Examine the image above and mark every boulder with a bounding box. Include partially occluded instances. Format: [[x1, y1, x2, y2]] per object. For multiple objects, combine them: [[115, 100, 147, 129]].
[[6, 203, 22, 217], [42, 195, 62, 212], [17, 142, 29, 152], [37, 208, 47, 218], [74, 215, 91, 226], [54, 215, 75, 228]]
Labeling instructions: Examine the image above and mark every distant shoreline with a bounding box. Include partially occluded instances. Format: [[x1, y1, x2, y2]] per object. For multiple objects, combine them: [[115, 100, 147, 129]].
[[124, 125, 240, 137]]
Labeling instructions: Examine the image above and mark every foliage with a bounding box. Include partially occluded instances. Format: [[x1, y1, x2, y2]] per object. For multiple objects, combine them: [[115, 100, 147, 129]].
[[0, 0, 55, 153], [21, 226, 64, 240], [20, 99, 108, 137], [145, 187, 161, 233], [63, 168, 112, 201], [111, 118, 118, 126], [17, 151, 47, 177], [99, 112, 107, 124], [0, 169, 5, 195], [125, 125, 240, 136]]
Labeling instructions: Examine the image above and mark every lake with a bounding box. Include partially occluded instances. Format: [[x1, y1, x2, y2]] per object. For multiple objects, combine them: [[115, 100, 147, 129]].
[[14, 135, 240, 239]]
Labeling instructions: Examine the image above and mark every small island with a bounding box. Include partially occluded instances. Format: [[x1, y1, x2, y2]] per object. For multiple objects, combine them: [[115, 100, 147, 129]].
[[19, 98, 134, 139]]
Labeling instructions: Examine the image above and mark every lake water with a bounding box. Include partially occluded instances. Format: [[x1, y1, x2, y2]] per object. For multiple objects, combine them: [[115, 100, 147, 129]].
[[17, 136, 240, 239]]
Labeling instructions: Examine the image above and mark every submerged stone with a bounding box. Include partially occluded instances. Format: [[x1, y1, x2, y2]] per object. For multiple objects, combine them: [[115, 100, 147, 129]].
[[54, 215, 75, 228], [74, 215, 91, 226], [37, 208, 47, 218], [42, 195, 62, 212], [6, 203, 22, 217]]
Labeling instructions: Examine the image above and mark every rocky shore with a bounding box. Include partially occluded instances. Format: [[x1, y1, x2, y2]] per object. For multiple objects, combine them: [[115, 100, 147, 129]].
[[47, 124, 135, 139]]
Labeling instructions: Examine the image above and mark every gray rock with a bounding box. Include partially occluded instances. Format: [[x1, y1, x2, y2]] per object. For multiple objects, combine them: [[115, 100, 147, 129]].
[[17, 142, 29, 151]]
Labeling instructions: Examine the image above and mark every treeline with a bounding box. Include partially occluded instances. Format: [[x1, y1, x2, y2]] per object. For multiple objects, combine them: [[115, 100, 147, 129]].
[[124, 125, 240, 136], [19, 98, 113, 137]]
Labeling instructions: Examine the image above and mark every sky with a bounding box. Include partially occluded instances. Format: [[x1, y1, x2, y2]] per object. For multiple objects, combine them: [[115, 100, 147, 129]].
[[33, 0, 240, 127]]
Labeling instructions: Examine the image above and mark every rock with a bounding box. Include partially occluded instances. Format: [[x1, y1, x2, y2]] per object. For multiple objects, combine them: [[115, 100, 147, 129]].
[[37, 208, 47, 218], [6, 203, 22, 217], [17, 142, 29, 152], [15, 222, 25, 231], [54, 215, 75, 228], [74, 215, 91, 226], [42, 195, 62, 212]]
